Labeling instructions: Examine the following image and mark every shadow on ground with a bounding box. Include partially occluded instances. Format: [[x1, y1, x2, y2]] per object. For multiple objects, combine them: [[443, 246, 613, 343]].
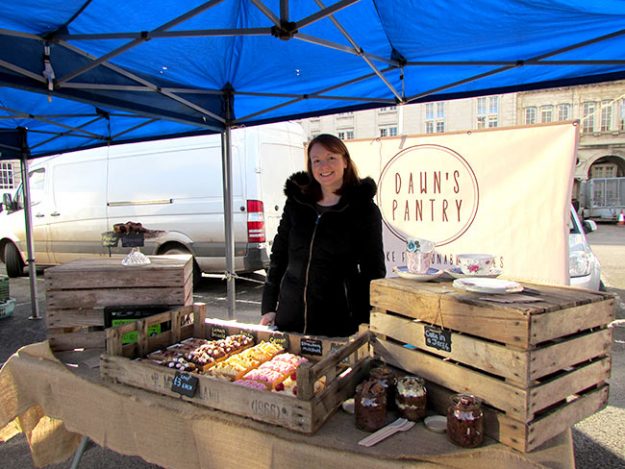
[[573, 429, 625, 469]]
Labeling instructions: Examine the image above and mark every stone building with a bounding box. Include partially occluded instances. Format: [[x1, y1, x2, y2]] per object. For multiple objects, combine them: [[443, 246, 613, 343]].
[[297, 80, 625, 202]]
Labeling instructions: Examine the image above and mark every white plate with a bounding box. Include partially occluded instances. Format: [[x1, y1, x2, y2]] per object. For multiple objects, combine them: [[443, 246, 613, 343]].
[[341, 398, 355, 414], [393, 266, 444, 281], [424, 415, 447, 433], [452, 277, 523, 294], [445, 267, 502, 279]]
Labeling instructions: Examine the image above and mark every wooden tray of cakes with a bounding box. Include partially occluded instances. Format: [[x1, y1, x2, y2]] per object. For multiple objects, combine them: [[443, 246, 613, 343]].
[[100, 304, 371, 433]]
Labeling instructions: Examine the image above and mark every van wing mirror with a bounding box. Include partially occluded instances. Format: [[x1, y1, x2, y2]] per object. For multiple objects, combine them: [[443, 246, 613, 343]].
[[2, 193, 13, 212], [583, 219, 597, 233]]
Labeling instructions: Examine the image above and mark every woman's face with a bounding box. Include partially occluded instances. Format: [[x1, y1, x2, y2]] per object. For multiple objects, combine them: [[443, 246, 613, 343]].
[[309, 142, 347, 193]]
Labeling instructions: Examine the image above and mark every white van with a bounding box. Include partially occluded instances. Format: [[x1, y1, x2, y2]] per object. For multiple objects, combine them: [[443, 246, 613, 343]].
[[0, 122, 306, 283]]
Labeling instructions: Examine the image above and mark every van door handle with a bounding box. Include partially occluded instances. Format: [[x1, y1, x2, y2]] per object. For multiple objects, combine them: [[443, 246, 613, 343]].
[[50, 212, 61, 217], [35, 213, 45, 218]]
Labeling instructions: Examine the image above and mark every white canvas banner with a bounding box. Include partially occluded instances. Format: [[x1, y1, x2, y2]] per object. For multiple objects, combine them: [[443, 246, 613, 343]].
[[346, 122, 578, 286]]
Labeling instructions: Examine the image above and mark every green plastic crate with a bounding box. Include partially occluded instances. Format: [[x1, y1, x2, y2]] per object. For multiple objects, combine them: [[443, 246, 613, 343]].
[[0, 276, 9, 302], [0, 298, 15, 319]]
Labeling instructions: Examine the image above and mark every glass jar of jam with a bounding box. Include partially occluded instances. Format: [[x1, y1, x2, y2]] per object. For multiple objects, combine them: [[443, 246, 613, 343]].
[[369, 365, 397, 410], [447, 394, 484, 448], [395, 375, 427, 421], [355, 378, 387, 432]]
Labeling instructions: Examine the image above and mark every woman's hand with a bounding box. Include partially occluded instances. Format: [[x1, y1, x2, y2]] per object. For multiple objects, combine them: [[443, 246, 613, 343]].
[[260, 312, 276, 326]]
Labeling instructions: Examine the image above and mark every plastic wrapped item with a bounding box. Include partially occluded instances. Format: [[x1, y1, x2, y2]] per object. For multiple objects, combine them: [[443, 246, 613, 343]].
[[447, 394, 484, 448], [121, 248, 151, 266], [395, 375, 427, 422], [355, 378, 387, 432], [370, 365, 397, 410]]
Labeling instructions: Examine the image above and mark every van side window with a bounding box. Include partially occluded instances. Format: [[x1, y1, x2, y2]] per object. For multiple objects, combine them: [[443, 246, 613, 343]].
[[29, 169, 45, 206]]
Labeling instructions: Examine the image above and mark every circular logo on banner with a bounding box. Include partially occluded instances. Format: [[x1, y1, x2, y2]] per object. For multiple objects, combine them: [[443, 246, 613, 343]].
[[377, 144, 479, 246]]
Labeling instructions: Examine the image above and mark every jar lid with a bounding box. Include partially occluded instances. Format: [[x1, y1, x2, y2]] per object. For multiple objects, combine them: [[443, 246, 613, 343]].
[[451, 393, 481, 408]]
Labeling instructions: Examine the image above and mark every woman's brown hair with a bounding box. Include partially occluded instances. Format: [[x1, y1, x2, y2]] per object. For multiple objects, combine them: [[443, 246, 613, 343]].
[[305, 134, 360, 201]]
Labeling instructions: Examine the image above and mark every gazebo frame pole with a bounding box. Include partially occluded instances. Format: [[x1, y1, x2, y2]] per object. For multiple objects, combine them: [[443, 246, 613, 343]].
[[19, 154, 41, 320]]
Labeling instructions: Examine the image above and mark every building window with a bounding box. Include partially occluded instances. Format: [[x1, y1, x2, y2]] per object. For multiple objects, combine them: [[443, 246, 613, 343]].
[[477, 96, 498, 128], [619, 99, 625, 131], [525, 107, 537, 125], [601, 100, 613, 132], [379, 126, 397, 137], [582, 102, 596, 133], [541, 105, 553, 123], [558, 103, 571, 121], [337, 130, 354, 140], [591, 163, 618, 179], [378, 106, 397, 113], [0, 162, 14, 189], [425, 102, 445, 134]]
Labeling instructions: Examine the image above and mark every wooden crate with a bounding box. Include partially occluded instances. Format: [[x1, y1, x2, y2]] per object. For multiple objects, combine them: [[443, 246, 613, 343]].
[[100, 304, 371, 434], [370, 278, 614, 452], [46, 255, 193, 352]]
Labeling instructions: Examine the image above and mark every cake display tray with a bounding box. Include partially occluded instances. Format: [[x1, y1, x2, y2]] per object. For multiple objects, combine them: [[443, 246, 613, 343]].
[[101, 304, 371, 434]]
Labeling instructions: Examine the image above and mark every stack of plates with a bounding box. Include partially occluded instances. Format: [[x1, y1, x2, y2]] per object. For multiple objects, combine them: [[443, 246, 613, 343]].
[[452, 277, 523, 294]]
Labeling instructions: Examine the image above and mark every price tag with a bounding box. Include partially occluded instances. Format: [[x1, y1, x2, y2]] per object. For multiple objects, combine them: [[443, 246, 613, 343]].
[[239, 329, 256, 342], [101, 232, 119, 248], [121, 232, 145, 247], [424, 325, 452, 353], [269, 332, 289, 350], [300, 338, 323, 356], [171, 372, 198, 398], [210, 326, 227, 340]]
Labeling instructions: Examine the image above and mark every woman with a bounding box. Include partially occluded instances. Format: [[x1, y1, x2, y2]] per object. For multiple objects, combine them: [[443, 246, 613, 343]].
[[260, 134, 386, 336]]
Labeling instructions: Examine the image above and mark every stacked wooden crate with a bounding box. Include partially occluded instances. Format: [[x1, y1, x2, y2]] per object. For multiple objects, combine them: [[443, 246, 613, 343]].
[[369, 278, 614, 452], [46, 255, 193, 352]]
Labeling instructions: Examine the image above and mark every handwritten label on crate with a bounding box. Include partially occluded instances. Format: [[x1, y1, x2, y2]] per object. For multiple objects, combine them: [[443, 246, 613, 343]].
[[269, 332, 289, 350], [239, 329, 256, 342], [171, 372, 199, 398], [424, 325, 452, 353], [300, 338, 323, 356], [209, 326, 227, 340]]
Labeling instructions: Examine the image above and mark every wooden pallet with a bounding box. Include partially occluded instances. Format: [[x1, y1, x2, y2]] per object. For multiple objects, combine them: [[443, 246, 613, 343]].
[[46, 255, 193, 351], [101, 305, 371, 434], [369, 278, 614, 452]]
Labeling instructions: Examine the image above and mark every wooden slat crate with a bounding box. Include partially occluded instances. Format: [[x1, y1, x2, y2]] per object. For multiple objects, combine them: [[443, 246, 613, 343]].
[[370, 278, 614, 452], [100, 304, 371, 434], [46, 255, 193, 352]]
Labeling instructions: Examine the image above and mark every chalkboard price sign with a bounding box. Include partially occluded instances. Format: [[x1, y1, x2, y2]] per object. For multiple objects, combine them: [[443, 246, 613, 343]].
[[300, 338, 323, 356], [121, 232, 145, 247], [269, 332, 289, 350], [239, 329, 256, 342], [210, 327, 227, 340], [172, 371, 199, 398], [424, 325, 452, 353]]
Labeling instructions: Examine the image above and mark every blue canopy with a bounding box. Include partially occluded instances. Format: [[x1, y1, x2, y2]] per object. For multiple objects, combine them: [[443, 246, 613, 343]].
[[1, 0, 625, 157]]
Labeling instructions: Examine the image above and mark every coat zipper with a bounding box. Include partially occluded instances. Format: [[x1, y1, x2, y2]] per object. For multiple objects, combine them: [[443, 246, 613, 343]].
[[303, 212, 322, 334]]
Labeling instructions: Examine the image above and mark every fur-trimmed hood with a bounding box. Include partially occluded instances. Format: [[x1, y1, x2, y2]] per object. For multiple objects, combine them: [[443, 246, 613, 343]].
[[283, 171, 377, 205]]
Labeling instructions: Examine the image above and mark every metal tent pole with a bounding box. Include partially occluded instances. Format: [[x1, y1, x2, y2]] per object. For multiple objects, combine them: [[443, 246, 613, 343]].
[[19, 155, 41, 320], [221, 125, 236, 319]]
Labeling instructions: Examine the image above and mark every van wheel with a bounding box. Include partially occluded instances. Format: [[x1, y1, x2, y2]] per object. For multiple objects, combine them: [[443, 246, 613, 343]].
[[161, 247, 202, 286], [4, 243, 24, 278]]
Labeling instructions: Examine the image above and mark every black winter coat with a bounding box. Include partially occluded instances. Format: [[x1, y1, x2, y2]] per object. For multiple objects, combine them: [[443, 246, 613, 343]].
[[261, 172, 386, 337]]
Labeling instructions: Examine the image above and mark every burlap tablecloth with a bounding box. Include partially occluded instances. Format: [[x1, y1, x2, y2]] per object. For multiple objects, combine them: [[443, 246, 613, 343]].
[[0, 342, 574, 468]]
